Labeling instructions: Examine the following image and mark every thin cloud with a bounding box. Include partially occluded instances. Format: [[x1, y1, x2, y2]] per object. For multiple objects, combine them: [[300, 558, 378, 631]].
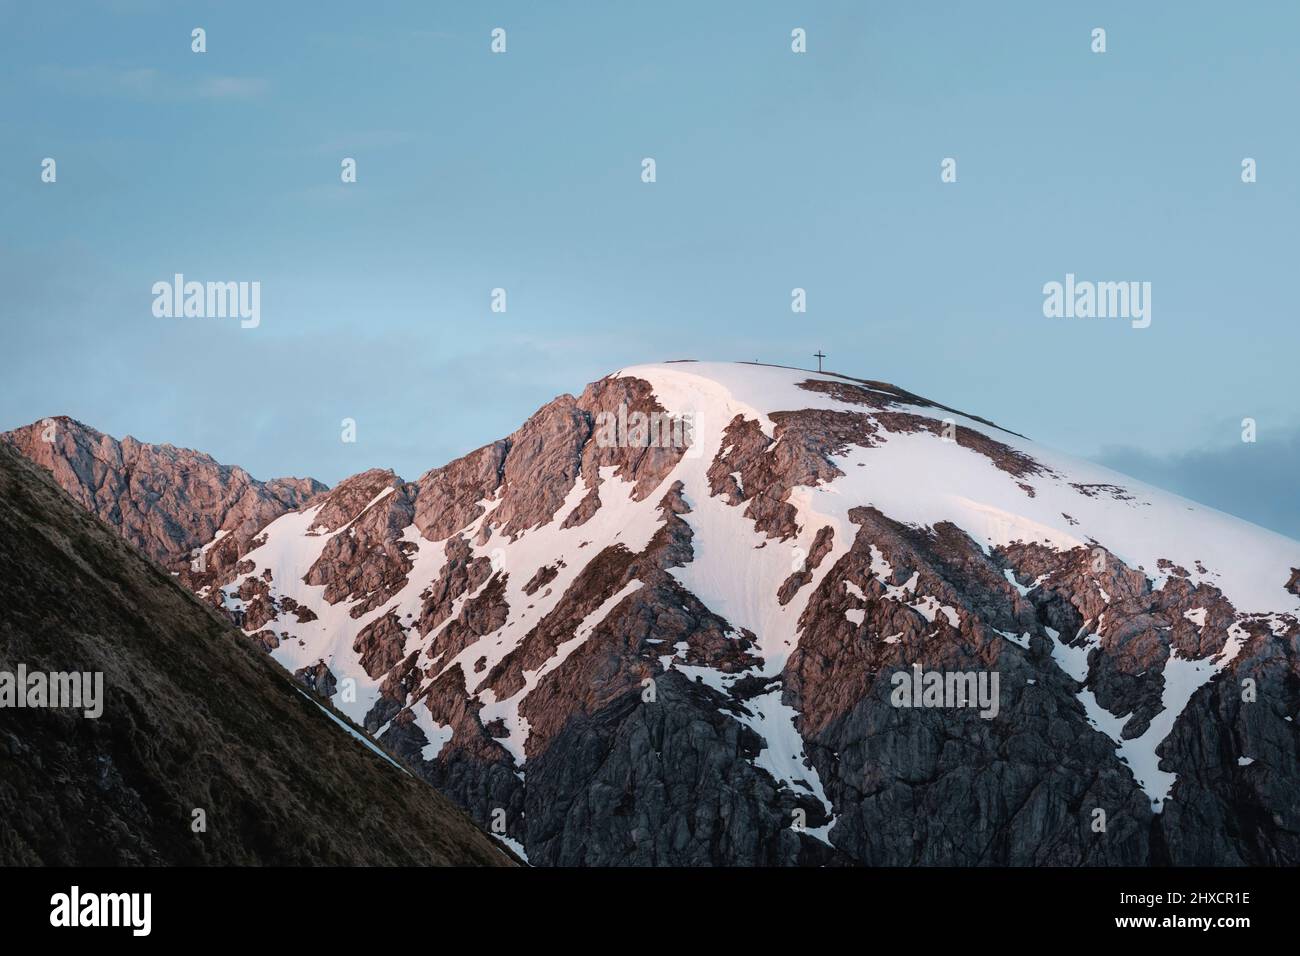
[[313, 130, 421, 154], [195, 76, 269, 100], [39, 65, 268, 101], [1097, 428, 1300, 541]]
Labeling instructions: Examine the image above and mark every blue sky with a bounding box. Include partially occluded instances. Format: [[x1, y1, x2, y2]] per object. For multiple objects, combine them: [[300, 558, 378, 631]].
[[3, 1, 1298, 536]]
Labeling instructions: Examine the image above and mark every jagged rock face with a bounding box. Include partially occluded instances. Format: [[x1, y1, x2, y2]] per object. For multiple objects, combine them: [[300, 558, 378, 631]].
[[0, 443, 510, 866], [785, 509, 1155, 864], [26, 364, 1300, 866], [1, 416, 325, 571], [293, 659, 339, 699]]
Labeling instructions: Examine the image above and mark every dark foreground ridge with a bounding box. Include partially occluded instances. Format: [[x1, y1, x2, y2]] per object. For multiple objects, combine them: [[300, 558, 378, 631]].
[[6, 362, 1299, 867], [0, 442, 511, 866]]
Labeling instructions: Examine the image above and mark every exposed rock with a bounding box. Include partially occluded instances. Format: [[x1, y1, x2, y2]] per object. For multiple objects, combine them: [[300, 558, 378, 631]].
[[1, 416, 324, 571], [293, 659, 338, 699], [0, 443, 509, 866], [303, 471, 415, 614], [778, 525, 834, 605], [412, 442, 508, 542], [20, 364, 1300, 868], [523, 563, 559, 596], [418, 535, 494, 638], [353, 613, 409, 679]]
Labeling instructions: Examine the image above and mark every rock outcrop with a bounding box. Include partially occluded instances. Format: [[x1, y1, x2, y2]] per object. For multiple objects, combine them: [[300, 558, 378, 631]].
[[0, 442, 511, 866], [1, 416, 325, 571], [15, 363, 1300, 867]]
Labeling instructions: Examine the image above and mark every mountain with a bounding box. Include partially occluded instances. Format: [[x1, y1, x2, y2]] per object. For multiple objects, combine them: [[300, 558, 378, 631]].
[[0, 441, 512, 866], [1, 416, 325, 570], [12, 362, 1300, 866]]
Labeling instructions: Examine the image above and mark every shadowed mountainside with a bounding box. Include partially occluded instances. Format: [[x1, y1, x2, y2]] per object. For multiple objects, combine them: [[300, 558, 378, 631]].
[[0, 442, 511, 866], [8, 363, 1300, 866]]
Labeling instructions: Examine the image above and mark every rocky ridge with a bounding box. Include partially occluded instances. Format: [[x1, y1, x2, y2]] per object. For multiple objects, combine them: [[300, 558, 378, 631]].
[[1, 416, 325, 571], [0, 441, 511, 866], [12, 363, 1300, 866]]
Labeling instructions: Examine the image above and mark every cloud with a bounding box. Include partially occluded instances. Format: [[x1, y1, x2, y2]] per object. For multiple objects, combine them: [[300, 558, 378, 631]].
[[0, 241, 619, 487], [313, 130, 421, 154], [305, 29, 464, 52], [1096, 428, 1300, 541], [39, 65, 268, 101], [195, 76, 269, 100]]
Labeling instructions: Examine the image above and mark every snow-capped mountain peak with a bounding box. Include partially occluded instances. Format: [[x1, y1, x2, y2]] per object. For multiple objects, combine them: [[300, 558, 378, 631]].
[[48, 362, 1300, 865]]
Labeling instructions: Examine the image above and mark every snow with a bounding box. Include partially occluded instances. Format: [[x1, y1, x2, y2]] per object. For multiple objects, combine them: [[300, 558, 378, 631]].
[[615, 363, 1300, 619], [1043, 618, 1246, 811], [616, 361, 1300, 816], [908, 595, 960, 627], [1046, 625, 1096, 684], [1074, 630, 1246, 811], [997, 629, 1031, 650], [884, 571, 919, 601], [294, 688, 410, 776], [493, 833, 529, 863], [475, 579, 645, 766], [1003, 568, 1033, 597], [203, 360, 1300, 846], [437, 469, 659, 685], [616, 364, 846, 837], [225, 495, 445, 727], [408, 702, 455, 761]]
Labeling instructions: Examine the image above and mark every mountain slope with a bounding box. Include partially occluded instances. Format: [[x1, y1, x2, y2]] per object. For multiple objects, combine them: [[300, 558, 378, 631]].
[[16, 363, 1300, 866], [0, 442, 511, 866], [1, 416, 325, 570], [197, 361, 1300, 866]]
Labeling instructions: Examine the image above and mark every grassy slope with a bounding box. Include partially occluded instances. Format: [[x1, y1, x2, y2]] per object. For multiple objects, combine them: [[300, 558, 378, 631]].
[[0, 443, 512, 866]]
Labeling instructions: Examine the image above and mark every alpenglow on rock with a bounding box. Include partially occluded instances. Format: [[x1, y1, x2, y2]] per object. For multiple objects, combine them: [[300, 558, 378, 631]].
[[0, 442, 511, 867], [2, 416, 325, 570], [18, 364, 1300, 866]]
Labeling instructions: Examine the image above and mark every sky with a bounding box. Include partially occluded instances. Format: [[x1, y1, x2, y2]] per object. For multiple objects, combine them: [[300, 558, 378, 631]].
[[3, 1, 1297, 536]]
